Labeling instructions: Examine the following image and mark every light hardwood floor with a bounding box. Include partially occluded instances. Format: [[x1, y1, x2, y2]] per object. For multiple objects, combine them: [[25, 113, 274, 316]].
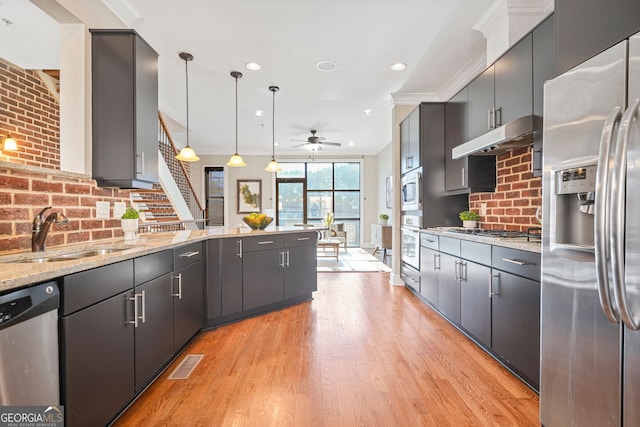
[[115, 272, 539, 426]]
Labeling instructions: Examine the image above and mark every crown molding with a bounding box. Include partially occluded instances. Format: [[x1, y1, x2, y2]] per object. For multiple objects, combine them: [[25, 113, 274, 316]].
[[389, 92, 440, 106]]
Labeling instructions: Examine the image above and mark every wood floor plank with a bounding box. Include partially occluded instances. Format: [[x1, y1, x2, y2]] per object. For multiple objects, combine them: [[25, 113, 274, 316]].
[[114, 272, 539, 426]]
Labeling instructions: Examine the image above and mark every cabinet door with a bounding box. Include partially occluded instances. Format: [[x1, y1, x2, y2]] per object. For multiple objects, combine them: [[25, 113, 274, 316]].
[[62, 290, 135, 427], [419, 246, 440, 306], [438, 252, 461, 323], [494, 34, 533, 126], [400, 113, 411, 174], [243, 248, 284, 310], [491, 270, 540, 388], [460, 261, 492, 347], [408, 107, 420, 171], [284, 244, 317, 299], [134, 273, 174, 391], [134, 35, 159, 184], [221, 238, 243, 316], [467, 66, 494, 140], [173, 260, 204, 351], [206, 239, 222, 322], [556, 0, 640, 74], [445, 88, 468, 191]]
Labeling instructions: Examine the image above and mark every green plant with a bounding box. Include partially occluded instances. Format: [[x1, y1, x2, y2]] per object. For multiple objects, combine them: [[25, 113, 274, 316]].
[[459, 210, 480, 221], [379, 213, 389, 220], [121, 207, 140, 219]]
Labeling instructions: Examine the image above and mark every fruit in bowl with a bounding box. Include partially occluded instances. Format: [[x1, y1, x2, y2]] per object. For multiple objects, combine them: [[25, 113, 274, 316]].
[[242, 213, 273, 230]]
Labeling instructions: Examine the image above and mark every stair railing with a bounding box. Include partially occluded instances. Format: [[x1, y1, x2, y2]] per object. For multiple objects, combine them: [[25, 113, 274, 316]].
[[158, 112, 206, 226]]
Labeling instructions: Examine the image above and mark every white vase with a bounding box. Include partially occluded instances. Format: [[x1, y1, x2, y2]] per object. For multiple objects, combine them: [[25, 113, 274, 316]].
[[380, 219, 388, 226], [462, 220, 477, 229], [121, 218, 139, 241]]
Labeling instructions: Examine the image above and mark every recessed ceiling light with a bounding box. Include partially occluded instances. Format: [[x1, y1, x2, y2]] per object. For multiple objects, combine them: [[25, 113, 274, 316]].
[[390, 62, 407, 71], [245, 62, 261, 71], [363, 109, 372, 116], [274, 142, 279, 146], [316, 60, 337, 71], [349, 141, 355, 146], [255, 110, 265, 116]]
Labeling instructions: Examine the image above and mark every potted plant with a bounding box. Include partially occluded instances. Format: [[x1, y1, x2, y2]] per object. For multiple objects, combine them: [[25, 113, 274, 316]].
[[379, 213, 389, 226], [121, 207, 140, 241], [321, 212, 334, 239], [459, 210, 480, 228]]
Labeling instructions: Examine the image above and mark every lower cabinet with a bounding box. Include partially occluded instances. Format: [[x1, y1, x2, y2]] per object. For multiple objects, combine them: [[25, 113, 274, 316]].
[[207, 231, 318, 325], [491, 270, 540, 389], [172, 242, 204, 351], [438, 252, 461, 324], [419, 246, 439, 306], [460, 260, 492, 347]]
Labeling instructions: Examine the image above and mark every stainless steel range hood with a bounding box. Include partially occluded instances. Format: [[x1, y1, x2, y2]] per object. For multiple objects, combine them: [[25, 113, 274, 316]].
[[451, 115, 536, 159]]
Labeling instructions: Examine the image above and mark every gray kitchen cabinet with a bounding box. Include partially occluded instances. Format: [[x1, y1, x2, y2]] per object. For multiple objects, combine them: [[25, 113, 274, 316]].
[[283, 233, 318, 299], [494, 34, 533, 127], [438, 252, 461, 323], [60, 260, 135, 427], [242, 235, 285, 311], [400, 107, 420, 174], [532, 13, 556, 177], [205, 239, 222, 325], [90, 29, 159, 189], [445, 88, 497, 194], [460, 259, 492, 348], [467, 66, 496, 141], [556, 0, 640, 75], [419, 233, 439, 306], [172, 242, 204, 351], [220, 238, 243, 316]]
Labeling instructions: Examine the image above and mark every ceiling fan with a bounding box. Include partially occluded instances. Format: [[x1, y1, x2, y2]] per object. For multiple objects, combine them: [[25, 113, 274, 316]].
[[291, 130, 342, 149]]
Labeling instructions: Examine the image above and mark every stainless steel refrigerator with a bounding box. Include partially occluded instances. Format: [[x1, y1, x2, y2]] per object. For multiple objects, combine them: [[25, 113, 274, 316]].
[[541, 31, 640, 426]]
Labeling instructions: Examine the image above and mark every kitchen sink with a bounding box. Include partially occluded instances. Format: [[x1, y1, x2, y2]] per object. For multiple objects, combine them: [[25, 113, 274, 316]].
[[13, 248, 128, 263]]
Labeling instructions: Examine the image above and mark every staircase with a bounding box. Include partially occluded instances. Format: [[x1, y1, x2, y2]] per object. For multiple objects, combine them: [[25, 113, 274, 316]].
[[131, 187, 180, 222]]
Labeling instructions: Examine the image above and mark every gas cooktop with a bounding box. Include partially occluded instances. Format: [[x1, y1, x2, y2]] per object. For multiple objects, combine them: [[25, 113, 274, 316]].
[[444, 227, 541, 241]]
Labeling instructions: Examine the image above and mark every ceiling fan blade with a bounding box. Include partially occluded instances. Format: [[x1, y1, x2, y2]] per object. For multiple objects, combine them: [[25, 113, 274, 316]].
[[292, 143, 309, 148], [319, 141, 341, 146], [290, 139, 309, 142]]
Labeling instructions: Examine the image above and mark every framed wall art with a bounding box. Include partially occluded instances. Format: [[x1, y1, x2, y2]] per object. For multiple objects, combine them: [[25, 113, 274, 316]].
[[237, 179, 262, 213]]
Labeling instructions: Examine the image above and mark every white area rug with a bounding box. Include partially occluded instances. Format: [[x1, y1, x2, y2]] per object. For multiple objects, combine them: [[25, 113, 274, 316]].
[[317, 248, 392, 272]]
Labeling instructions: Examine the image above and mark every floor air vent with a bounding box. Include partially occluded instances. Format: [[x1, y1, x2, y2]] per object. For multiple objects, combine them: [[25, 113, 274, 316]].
[[167, 354, 204, 380]]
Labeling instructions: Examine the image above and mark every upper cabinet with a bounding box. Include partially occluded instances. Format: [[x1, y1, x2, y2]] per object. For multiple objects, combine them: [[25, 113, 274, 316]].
[[91, 30, 159, 189], [532, 14, 556, 177], [467, 34, 532, 140], [400, 107, 421, 174], [445, 88, 497, 193], [556, 0, 640, 74]]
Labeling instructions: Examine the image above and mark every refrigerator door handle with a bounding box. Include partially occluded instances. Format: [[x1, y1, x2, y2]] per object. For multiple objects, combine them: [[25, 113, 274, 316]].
[[595, 106, 623, 323], [612, 99, 640, 330]]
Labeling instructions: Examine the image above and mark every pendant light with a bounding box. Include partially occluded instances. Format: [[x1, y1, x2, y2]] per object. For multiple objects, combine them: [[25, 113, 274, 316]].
[[227, 71, 246, 167], [176, 52, 199, 162], [265, 86, 282, 172]]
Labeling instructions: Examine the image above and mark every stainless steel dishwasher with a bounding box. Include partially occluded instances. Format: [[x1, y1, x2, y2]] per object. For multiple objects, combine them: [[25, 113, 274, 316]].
[[0, 281, 60, 405]]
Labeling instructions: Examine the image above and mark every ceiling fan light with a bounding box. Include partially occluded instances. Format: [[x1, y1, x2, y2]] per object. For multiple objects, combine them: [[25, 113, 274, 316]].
[[227, 153, 246, 167], [176, 146, 200, 162], [265, 159, 282, 172]]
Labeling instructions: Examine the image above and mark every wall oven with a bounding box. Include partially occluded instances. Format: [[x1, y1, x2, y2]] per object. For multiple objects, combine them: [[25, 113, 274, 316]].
[[400, 220, 420, 270], [401, 171, 422, 211]]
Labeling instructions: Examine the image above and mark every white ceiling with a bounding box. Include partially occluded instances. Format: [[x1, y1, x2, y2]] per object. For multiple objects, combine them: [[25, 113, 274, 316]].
[[2, 0, 518, 157]]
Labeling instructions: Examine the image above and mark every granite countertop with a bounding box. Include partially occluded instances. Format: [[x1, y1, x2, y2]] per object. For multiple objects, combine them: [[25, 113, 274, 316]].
[[421, 228, 542, 254], [0, 226, 316, 292]]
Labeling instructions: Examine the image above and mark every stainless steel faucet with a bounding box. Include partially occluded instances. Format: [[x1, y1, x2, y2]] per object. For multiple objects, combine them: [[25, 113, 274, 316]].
[[32, 206, 69, 252]]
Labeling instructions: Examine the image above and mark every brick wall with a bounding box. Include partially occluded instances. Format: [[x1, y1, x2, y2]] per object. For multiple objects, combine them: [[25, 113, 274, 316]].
[[0, 162, 132, 251], [469, 145, 542, 231], [0, 58, 60, 169]]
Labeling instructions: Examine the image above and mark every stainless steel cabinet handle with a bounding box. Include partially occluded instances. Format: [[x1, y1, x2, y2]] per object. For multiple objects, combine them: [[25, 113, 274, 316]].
[[136, 152, 145, 175], [612, 99, 640, 330], [140, 290, 146, 323], [128, 293, 139, 328], [173, 273, 182, 299], [490, 272, 500, 297], [433, 253, 441, 271], [179, 251, 200, 258], [279, 251, 285, 268], [237, 239, 243, 258], [501, 258, 527, 266], [258, 240, 274, 245], [459, 261, 467, 282], [455, 260, 460, 281], [495, 107, 502, 127], [488, 109, 492, 129], [285, 250, 290, 267], [461, 167, 466, 187], [297, 237, 310, 241], [595, 106, 622, 324]]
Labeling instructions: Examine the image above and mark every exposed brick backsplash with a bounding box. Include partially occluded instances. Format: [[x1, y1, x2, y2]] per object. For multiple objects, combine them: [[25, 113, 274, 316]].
[[0, 58, 60, 169], [469, 145, 542, 232], [0, 162, 132, 251]]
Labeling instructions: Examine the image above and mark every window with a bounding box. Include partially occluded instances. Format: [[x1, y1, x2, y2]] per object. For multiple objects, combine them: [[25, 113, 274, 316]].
[[205, 167, 224, 225], [276, 162, 361, 246]]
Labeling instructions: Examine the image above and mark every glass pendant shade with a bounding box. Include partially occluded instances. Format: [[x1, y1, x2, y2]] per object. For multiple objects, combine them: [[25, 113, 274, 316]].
[[2, 134, 17, 151], [265, 85, 281, 172], [176, 146, 199, 161], [227, 153, 246, 167], [227, 71, 246, 167], [176, 52, 199, 162]]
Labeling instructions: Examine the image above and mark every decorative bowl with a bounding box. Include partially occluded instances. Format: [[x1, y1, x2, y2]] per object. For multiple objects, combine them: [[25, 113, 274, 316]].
[[242, 214, 273, 230]]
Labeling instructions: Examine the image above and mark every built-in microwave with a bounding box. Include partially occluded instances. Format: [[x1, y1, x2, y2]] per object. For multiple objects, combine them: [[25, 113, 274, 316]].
[[401, 171, 422, 211]]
